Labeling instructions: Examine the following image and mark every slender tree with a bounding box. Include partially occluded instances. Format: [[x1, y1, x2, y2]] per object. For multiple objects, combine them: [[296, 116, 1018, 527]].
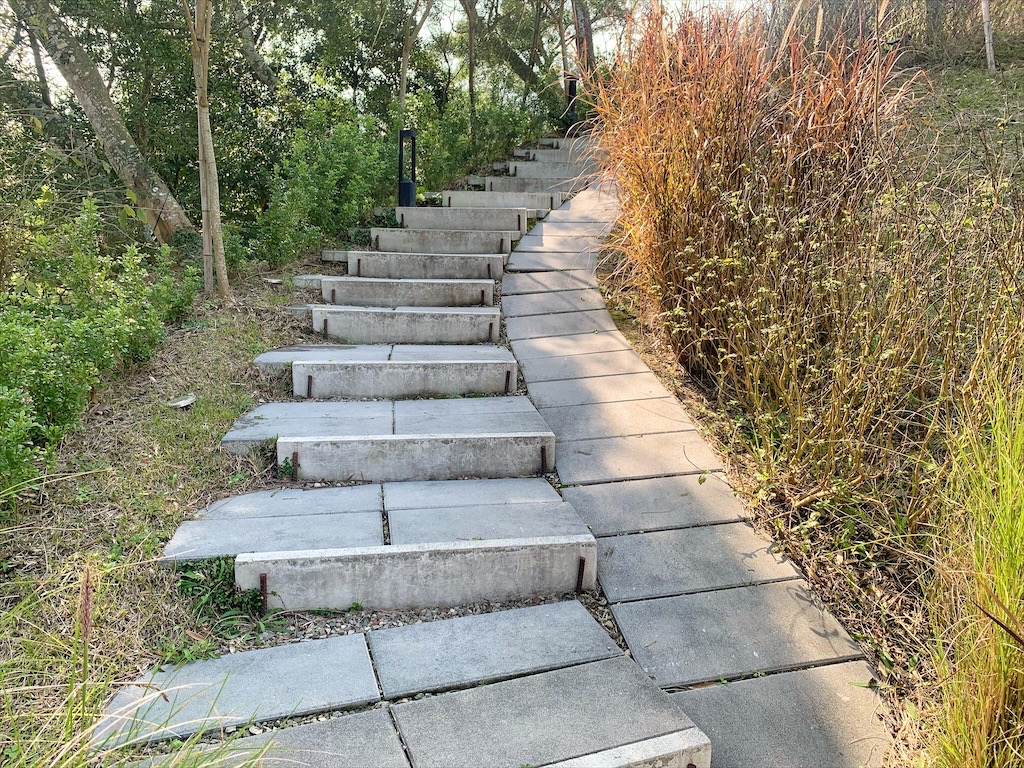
[[398, 0, 435, 117], [9, 0, 195, 244], [182, 0, 232, 301], [981, 0, 996, 72]]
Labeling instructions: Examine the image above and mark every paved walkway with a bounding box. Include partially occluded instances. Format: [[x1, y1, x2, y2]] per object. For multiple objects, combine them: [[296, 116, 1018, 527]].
[[508, 183, 891, 767], [97, 138, 890, 767]]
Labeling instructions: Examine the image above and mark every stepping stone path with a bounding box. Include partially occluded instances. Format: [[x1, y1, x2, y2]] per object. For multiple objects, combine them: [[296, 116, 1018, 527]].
[[99, 134, 890, 766]]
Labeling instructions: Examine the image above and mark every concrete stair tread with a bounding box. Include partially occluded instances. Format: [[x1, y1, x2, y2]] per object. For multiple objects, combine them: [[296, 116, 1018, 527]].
[[390, 500, 590, 544], [222, 397, 552, 451], [395, 206, 530, 235], [390, 656, 709, 768], [94, 634, 378, 746], [255, 343, 516, 372], [314, 303, 500, 315], [367, 600, 620, 699], [371, 228, 516, 254], [443, 190, 564, 212]]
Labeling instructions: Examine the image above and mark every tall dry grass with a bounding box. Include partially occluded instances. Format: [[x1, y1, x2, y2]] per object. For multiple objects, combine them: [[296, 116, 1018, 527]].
[[592, 2, 1024, 762]]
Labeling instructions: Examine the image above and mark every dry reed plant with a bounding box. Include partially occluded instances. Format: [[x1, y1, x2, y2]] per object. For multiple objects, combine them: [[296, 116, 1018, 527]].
[[591, 2, 1024, 762]]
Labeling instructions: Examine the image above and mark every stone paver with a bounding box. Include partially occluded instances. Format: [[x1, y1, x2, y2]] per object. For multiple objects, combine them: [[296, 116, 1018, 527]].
[[150, 709, 412, 768], [516, 234, 601, 252], [505, 310, 618, 340], [198, 485, 383, 519], [555, 433, 722, 485], [391, 657, 707, 768], [611, 582, 864, 687], [671, 662, 890, 768], [506, 250, 598, 273], [254, 344, 387, 372], [222, 401, 391, 453], [383, 477, 561, 509], [95, 634, 378, 746], [561, 474, 745, 535], [161, 511, 383, 562], [510, 330, 633, 360], [502, 288, 606, 317], [389, 501, 590, 544], [539, 398, 694, 441], [368, 601, 620, 698], [528, 371, 673, 408], [528, 221, 611, 238], [521, 348, 650, 382], [502, 270, 597, 295], [392, 396, 550, 434], [596, 523, 799, 602]]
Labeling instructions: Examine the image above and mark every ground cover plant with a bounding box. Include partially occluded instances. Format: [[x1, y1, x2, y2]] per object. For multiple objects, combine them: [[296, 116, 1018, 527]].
[[592, 4, 1024, 765]]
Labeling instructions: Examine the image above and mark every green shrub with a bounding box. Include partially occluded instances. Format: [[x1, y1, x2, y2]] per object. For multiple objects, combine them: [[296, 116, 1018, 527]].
[[0, 200, 176, 505], [253, 103, 390, 264]]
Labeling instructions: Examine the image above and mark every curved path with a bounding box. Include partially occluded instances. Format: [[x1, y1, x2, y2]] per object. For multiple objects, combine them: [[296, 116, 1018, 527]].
[[506, 181, 891, 767]]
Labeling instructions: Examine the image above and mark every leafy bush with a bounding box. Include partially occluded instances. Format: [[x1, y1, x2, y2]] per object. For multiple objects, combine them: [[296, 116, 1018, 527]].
[[0, 200, 185, 507], [252, 103, 390, 264]]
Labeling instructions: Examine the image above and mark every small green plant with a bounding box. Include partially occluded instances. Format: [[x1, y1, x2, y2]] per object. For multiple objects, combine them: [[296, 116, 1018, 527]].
[[177, 558, 263, 640]]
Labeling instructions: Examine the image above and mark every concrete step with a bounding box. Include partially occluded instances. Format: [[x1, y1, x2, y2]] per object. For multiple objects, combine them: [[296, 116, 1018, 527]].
[[160, 479, 585, 566], [286, 345, 518, 399], [538, 136, 595, 151], [396, 206, 530, 235], [309, 305, 500, 345], [325, 251, 505, 280], [443, 189, 564, 213], [319, 276, 494, 307], [482, 176, 587, 194], [507, 161, 598, 179], [371, 227, 516, 254], [514, 147, 601, 163], [221, 397, 556, 480]]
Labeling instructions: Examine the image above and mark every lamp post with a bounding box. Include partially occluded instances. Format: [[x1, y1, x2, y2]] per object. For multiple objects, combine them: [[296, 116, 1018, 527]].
[[398, 128, 417, 207]]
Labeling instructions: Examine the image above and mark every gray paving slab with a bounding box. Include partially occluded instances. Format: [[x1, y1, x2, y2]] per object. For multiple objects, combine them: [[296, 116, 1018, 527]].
[[555, 433, 723, 485], [383, 477, 562, 510], [94, 634, 378, 746], [254, 345, 388, 372], [528, 221, 611, 238], [221, 402, 392, 453], [561, 474, 746, 535], [516, 235, 602, 252], [597, 523, 798, 602], [182, 709, 412, 768], [391, 656, 700, 768], [670, 662, 889, 768], [506, 310, 618, 341], [161, 511, 383, 562], [611, 582, 864, 687], [506, 250, 599, 273], [198, 485, 383, 520], [501, 270, 597, 295], [520, 348, 650, 382], [511, 331, 633, 360], [539, 398, 694, 441], [393, 396, 551, 435], [528, 372, 673, 408], [502, 288, 606, 317], [389, 501, 589, 544], [368, 601, 620, 698], [543, 208, 619, 225]]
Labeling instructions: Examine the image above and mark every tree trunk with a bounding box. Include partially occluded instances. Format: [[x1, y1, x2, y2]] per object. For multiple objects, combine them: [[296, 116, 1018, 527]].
[[11, 0, 195, 244], [183, 0, 233, 302], [982, 0, 996, 73], [398, 0, 435, 118], [459, 0, 477, 139], [570, 0, 593, 76], [26, 28, 50, 107]]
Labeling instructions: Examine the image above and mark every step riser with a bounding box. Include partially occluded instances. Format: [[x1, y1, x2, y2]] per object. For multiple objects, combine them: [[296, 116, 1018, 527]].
[[292, 361, 518, 399], [278, 434, 556, 482], [396, 207, 529, 236], [515, 149, 602, 163], [345, 253, 505, 280], [236, 537, 596, 610], [443, 191, 563, 212], [371, 229, 515, 254], [483, 177, 589, 194], [320, 279, 493, 308], [508, 162, 597, 178], [311, 309, 498, 345]]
